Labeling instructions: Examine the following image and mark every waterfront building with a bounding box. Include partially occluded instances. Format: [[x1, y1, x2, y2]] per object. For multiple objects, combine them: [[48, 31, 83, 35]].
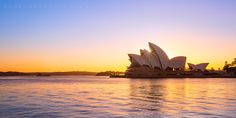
[[126, 42, 208, 76]]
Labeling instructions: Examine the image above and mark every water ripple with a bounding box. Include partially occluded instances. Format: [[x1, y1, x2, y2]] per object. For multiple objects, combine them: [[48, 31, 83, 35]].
[[0, 76, 236, 118]]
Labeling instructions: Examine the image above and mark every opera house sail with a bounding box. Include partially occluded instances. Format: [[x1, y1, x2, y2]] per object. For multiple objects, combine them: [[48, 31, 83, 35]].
[[125, 42, 209, 77], [188, 63, 209, 71]]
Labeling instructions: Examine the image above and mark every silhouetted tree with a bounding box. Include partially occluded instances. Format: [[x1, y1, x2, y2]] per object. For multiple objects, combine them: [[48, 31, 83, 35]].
[[232, 58, 236, 66], [211, 67, 215, 71], [223, 61, 229, 70]]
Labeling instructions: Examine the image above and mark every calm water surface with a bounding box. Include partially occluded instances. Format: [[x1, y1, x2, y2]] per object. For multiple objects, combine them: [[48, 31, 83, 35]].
[[0, 76, 236, 118]]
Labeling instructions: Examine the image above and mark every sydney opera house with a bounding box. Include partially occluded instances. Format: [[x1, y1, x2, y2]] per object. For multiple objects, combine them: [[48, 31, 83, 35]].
[[125, 42, 209, 77]]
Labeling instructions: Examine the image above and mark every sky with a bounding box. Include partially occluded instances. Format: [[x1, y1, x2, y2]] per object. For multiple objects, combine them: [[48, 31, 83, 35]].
[[0, 0, 236, 72]]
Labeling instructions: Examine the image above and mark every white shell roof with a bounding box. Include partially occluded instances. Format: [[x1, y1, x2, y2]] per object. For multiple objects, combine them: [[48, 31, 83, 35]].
[[168, 56, 186, 69], [149, 42, 169, 70], [128, 54, 150, 67], [140, 49, 161, 68], [188, 63, 209, 71], [127, 42, 208, 71]]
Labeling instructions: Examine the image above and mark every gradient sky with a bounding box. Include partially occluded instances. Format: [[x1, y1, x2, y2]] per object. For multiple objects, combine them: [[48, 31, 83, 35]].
[[0, 0, 236, 72]]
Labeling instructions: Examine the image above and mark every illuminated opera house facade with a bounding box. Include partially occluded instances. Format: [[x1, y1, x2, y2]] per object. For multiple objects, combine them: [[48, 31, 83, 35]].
[[125, 42, 209, 77]]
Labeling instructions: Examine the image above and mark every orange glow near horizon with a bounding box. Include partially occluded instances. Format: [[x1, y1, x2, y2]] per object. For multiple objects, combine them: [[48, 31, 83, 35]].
[[0, 38, 235, 72], [0, 33, 235, 72]]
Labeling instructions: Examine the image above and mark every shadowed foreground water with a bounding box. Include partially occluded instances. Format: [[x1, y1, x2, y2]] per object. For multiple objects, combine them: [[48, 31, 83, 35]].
[[0, 76, 236, 118]]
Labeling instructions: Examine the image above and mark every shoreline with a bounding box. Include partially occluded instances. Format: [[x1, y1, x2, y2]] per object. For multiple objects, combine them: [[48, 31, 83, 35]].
[[110, 75, 236, 78]]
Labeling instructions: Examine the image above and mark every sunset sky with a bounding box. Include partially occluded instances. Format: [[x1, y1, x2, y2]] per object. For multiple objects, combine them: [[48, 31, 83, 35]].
[[0, 0, 235, 72]]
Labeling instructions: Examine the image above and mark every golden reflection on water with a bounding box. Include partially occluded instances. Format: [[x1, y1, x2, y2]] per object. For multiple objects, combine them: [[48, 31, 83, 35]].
[[128, 79, 236, 117], [0, 76, 236, 117]]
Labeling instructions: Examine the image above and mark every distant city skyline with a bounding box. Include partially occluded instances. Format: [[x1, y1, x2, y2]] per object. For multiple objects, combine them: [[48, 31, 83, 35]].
[[0, 0, 236, 72]]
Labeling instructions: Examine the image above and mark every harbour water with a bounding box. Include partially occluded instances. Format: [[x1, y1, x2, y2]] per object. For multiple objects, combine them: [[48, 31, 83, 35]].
[[0, 76, 236, 118]]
